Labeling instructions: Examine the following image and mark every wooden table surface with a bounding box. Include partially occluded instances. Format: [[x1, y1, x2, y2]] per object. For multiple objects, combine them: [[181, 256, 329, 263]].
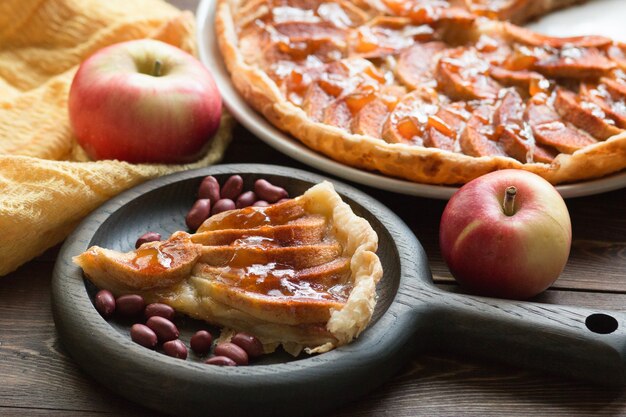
[[3, 1, 626, 416]]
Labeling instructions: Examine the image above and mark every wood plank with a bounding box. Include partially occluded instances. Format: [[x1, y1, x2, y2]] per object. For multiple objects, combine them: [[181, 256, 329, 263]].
[[0, 262, 159, 416], [329, 353, 626, 417], [438, 284, 626, 310], [0, 408, 122, 416], [3, 258, 626, 416]]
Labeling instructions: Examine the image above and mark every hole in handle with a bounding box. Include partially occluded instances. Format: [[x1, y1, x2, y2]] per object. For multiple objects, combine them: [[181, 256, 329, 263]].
[[585, 313, 618, 334]]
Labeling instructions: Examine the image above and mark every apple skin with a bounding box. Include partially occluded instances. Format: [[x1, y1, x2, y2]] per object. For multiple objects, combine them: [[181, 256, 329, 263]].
[[69, 39, 221, 163], [439, 169, 572, 300]]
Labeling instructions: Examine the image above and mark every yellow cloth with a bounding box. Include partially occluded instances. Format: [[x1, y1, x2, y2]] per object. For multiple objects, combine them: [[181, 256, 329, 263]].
[[0, 0, 233, 276]]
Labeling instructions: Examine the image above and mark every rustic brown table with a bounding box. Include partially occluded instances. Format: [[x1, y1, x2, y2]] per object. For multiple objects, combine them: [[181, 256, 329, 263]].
[[3, 122, 626, 416], [3, 1, 626, 415]]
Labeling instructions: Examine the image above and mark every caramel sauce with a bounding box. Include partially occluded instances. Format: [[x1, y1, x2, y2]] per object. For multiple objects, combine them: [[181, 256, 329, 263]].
[[286, 68, 306, 95], [277, 40, 315, 60], [505, 45, 541, 71], [407, 5, 443, 23], [353, 21, 432, 56], [202, 207, 272, 231], [218, 261, 351, 302], [529, 77, 551, 96], [580, 99, 616, 126], [388, 92, 440, 142], [233, 236, 281, 248], [443, 49, 490, 79], [469, 0, 515, 13], [406, 6, 427, 23], [313, 60, 386, 105], [194, 192, 351, 303], [381, 92, 401, 111], [594, 84, 626, 118], [131, 245, 174, 273], [354, 30, 379, 54], [237, 0, 626, 160], [272, 6, 318, 24], [427, 114, 454, 137], [319, 77, 344, 97], [227, 245, 276, 269], [382, 0, 411, 15], [317, 2, 354, 28], [475, 34, 500, 54], [345, 89, 377, 114], [397, 117, 421, 139]]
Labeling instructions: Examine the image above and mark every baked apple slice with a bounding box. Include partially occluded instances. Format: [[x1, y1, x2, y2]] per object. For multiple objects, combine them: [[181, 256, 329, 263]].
[[351, 85, 406, 137], [423, 102, 468, 151], [396, 41, 446, 90], [488, 67, 549, 96], [534, 47, 615, 80], [601, 76, 626, 100], [503, 23, 612, 49], [460, 104, 507, 157], [492, 89, 557, 163], [465, 0, 585, 24], [436, 47, 502, 101], [382, 89, 441, 144], [348, 16, 435, 58], [352, 98, 392, 137], [580, 82, 626, 129], [525, 95, 597, 154], [374, 0, 475, 26], [554, 88, 623, 141]]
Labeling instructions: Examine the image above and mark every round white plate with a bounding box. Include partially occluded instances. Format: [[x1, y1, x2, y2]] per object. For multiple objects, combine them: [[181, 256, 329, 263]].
[[197, 0, 626, 199]]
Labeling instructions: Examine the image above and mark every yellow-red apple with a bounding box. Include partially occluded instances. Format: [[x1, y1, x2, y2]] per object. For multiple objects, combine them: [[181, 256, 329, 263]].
[[439, 169, 571, 299], [69, 39, 221, 163]]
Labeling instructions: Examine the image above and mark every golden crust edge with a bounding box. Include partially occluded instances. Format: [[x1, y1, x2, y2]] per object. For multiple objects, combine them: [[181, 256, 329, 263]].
[[300, 181, 382, 353], [215, 0, 626, 185]]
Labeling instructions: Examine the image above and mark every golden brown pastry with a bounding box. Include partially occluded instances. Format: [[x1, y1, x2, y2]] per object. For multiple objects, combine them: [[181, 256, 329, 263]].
[[216, 0, 626, 185], [74, 182, 382, 355]]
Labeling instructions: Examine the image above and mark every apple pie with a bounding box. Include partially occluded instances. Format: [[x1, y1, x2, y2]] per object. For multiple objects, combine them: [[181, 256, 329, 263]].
[[74, 182, 382, 355], [215, 0, 626, 185]]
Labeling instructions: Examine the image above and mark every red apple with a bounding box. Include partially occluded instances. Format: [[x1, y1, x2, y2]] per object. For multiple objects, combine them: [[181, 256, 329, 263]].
[[439, 169, 572, 300], [69, 39, 221, 163]]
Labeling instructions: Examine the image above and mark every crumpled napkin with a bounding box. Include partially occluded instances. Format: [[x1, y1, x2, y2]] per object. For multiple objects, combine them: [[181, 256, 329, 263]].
[[0, 0, 233, 276]]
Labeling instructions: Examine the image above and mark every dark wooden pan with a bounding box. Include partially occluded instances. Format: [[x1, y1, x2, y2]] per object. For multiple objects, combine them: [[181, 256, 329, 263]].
[[52, 164, 626, 417]]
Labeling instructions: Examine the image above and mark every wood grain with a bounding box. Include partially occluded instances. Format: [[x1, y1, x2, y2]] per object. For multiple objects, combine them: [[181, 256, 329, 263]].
[[331, 353, 626, 417], [0, 262, 158, 416], [4, 258, 626, 416], [3, 130, 626, 415]]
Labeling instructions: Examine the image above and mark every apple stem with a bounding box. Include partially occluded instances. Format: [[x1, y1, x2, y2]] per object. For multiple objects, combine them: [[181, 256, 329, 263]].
[[503, 186, 517, 216], [153, 59, 162, 77]]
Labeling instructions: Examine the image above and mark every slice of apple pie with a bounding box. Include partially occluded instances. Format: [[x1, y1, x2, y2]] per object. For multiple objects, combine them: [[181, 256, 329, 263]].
[[74, 182, 382, 355]]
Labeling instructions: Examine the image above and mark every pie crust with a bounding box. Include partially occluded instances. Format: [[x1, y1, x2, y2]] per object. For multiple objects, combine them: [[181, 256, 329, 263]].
[[215, 0, 626, 185], [74, 182, 383, 355]]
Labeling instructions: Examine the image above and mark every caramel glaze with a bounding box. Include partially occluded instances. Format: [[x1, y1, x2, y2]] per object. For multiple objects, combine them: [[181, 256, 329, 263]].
[[105, 199, 352, 311], [234, 0, 626, 164]]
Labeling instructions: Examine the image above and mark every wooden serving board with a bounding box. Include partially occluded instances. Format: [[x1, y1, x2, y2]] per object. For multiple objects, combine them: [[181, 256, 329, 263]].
[[52, 164, 626, 417]]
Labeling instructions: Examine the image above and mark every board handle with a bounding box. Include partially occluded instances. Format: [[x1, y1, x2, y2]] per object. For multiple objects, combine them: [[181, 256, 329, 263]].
[[424, 291, 626, 385]]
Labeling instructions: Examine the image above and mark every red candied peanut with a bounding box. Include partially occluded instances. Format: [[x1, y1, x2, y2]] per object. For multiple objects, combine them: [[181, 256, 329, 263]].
[[198, 176, 220, 202], [221, 175, 244, 200]]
